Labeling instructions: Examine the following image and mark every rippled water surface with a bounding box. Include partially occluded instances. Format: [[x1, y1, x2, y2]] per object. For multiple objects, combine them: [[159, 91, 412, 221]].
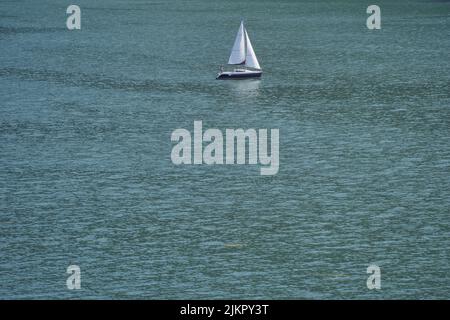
[[1, 0, 449, 299]]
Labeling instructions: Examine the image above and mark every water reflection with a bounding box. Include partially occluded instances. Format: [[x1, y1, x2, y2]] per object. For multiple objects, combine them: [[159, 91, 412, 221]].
[[227, 79, 261, 98]]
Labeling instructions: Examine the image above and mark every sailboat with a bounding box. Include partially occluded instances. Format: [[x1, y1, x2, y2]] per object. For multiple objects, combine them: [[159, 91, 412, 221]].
[[216, 21, 262, 80]]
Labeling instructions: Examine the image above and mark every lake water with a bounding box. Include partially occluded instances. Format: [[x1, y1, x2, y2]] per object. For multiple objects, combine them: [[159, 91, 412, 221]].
[[0, 0, 449, 299]]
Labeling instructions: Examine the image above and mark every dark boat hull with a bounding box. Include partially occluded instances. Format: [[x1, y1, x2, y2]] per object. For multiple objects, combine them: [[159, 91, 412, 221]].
[[216, 70, 262, 80]]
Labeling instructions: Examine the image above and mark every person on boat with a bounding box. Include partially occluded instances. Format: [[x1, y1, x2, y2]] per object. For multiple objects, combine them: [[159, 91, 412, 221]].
[[219, 65, 224, 73]]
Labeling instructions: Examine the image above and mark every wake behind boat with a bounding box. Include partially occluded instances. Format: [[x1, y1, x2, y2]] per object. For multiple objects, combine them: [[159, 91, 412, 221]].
[[216, 21, 262, 80]]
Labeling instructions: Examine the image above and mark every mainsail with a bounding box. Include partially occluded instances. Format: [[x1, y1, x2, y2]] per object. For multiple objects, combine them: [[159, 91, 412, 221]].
[[228, 22, 245, 65]]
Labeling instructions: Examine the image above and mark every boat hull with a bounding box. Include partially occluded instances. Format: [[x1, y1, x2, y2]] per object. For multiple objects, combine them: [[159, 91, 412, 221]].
[[216, 70, 262, 80]]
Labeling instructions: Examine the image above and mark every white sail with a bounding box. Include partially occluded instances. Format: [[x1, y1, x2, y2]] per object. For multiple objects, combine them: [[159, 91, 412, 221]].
[[244, 29, 261, 70], [228, 22, 245, 65]]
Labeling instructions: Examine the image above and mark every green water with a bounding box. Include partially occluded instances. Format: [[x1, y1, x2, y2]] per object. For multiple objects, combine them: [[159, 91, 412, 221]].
[[0, 0, 449, 299]]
